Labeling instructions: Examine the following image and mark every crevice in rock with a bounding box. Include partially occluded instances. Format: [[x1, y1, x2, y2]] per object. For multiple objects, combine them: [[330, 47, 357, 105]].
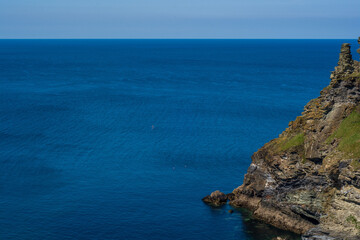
[[299, 214, 320, 225], [342, 198, 360, 206], [307, 157, 323, 165]]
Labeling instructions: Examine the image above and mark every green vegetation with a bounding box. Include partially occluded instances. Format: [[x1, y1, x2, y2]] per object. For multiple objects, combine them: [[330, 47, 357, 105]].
[[350, 159, 360, 171], [353, 72, 360, 78], [343, 72, 360, 86], [346, 215, 360, 231], [279, 133, 305, 152], [327, 109, 360, 158], [301, 155, 307, 164], [344, 72, 360, 80]]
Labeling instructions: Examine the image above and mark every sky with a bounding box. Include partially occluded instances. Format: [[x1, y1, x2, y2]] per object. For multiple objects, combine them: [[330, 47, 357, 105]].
[[0, 0, 359, 39]]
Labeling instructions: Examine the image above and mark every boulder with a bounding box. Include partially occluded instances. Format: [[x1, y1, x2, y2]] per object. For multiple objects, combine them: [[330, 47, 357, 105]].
[[202, 190, 228, 206]]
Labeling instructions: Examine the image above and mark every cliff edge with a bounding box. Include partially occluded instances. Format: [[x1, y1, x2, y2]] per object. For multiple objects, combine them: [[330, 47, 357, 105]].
[[230, 39, 360, 240]]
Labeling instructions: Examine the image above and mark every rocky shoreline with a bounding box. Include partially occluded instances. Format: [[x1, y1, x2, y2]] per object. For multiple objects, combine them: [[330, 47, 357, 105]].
[[203, 38, 360, 240]]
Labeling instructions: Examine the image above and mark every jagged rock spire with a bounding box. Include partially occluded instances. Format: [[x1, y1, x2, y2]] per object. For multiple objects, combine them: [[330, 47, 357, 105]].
[[334, 43, 354, 74]]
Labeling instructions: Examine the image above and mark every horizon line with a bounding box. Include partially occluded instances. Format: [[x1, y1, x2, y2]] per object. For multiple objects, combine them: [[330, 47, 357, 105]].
[[0, 38, 358, 40]]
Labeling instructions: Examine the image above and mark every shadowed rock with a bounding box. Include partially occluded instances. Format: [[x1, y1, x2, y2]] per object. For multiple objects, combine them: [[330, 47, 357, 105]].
[[272, 237, 289, 240]]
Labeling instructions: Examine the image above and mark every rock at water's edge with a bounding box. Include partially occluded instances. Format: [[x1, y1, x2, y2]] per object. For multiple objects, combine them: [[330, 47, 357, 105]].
[[204, 38, 360, 240], [202, 190, 228, 206]]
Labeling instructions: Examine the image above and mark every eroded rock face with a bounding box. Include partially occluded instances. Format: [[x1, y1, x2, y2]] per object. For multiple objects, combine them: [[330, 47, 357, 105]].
[[334, 43, 354, 75], [229, 40, 360, 239]]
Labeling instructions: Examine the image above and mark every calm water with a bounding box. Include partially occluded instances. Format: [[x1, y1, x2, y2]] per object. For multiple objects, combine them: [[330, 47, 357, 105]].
[[0, 39, 358, 240]]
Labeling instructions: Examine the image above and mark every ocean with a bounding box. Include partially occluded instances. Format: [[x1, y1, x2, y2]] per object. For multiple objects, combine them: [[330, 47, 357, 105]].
[[0, 39, 358, 240]]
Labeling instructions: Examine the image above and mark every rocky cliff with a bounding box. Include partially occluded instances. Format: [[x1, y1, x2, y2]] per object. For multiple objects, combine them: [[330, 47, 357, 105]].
[[229, 39, 360, 240]]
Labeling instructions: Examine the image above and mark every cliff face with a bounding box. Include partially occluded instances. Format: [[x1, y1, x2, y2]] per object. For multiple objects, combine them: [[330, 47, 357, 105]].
[[230, 39, 360, 240]]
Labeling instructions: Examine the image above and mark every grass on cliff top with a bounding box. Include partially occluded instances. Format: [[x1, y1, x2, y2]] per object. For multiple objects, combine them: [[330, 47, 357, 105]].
[[327, 108, 360, 158], [277, 133, 305, 152]]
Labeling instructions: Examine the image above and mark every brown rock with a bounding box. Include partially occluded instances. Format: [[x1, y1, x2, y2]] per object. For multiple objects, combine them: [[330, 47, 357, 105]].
[[202, 190, 228, 206], [226, 193, 235, 201], [272, 237, 288, 240], [229, 41, 360, 240]]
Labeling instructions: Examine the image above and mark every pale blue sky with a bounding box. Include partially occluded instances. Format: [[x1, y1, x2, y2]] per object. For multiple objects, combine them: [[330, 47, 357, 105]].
[[0, 0, 359, 39]]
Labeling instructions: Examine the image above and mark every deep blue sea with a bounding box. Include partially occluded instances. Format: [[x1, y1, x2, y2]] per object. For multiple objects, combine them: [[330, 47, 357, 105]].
[[0, 39, 359, 240]]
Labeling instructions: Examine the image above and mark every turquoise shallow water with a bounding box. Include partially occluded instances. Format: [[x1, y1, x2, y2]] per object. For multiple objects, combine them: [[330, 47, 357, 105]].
[[0, 39, 359, 240]]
